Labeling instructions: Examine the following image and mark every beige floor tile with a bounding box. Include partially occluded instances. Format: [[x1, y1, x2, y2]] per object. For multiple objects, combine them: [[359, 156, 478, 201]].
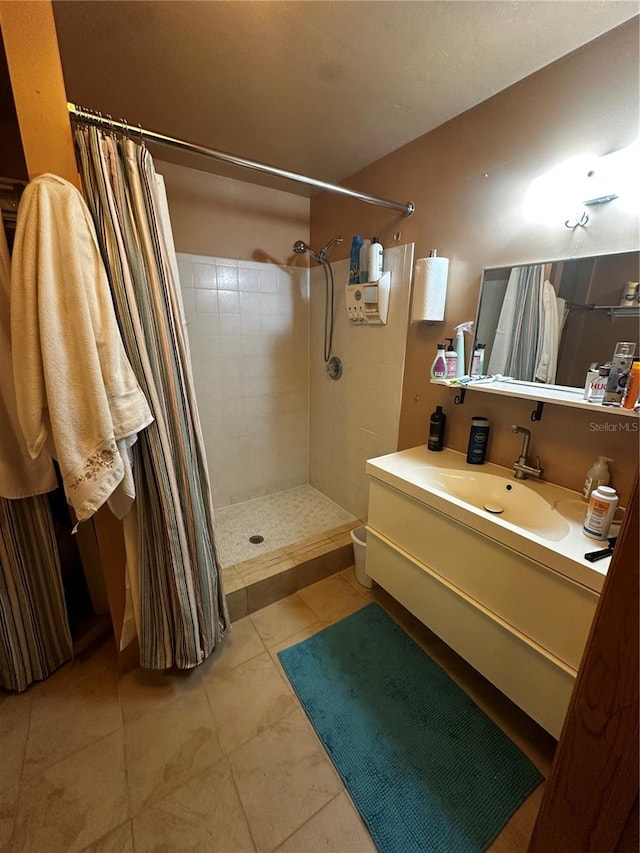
[[0, 785, 18, 853], [200, 616, 266, 677], [204, 652, 298, 755], [118, 663, 204, 723], [132, 758, 255, 853], [124, 690, 222, 815], [33, 637, 118, 698], [340, 565, 375, 597], [24, 668, 122, 778], [274, 792, 376, 853], [249, 594, 318, 648], [13, 730, 128, 853], [297, 574, 370, 624], [0, 691, 31, 793], [266, 623, 323, 676], [229, 708, 342, 853], [80, 820, 134, 853]]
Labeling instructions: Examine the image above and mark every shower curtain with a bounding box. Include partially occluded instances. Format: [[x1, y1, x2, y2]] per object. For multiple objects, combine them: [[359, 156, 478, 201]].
[[0, 496, 72, 691], [488, 264, 545, 381], [74, 126, 228, 669], [0, 214, 71, 692]]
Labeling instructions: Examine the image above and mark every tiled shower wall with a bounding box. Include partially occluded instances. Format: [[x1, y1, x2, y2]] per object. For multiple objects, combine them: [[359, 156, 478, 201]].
[[176, 254, 309, 508], [309, 243, 414, 520]]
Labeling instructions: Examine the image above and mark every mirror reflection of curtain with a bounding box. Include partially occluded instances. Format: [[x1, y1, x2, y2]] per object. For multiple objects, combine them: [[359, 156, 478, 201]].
[[488, 264, 555, 382]]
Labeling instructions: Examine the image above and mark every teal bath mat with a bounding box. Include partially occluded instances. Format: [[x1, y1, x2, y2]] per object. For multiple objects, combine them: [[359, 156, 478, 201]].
[[278, 603, 543, 852]]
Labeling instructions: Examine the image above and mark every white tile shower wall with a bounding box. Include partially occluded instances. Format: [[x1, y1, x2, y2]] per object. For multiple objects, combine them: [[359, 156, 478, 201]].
[[308, 243, 414, 520], [177, 253, 310, 508]]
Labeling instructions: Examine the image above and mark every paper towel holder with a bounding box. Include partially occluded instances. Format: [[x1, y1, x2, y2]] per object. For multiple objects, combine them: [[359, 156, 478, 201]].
[[411, 249, 449, 323]]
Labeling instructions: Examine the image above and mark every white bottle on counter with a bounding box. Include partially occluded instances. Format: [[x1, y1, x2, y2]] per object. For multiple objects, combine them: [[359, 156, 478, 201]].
[[583, 485, 618, 540], [581, 456, 612, 501]]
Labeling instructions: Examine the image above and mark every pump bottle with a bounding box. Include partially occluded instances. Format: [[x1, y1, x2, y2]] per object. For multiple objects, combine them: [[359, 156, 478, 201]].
[[445, 338, 457, 378]]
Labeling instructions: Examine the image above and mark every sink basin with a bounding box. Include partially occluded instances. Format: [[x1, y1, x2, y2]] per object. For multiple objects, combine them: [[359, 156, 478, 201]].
[[408, 467, 570, 541]]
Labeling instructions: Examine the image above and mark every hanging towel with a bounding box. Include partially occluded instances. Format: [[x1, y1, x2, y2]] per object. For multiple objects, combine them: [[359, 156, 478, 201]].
[[0, 214, 57, 499], [10, 174, 154, 522], [535, 280, 561, 384]]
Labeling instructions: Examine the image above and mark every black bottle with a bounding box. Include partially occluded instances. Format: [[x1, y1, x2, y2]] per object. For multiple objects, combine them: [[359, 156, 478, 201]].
[[427, 405, 446, 451], [466, 416, 490, 464]]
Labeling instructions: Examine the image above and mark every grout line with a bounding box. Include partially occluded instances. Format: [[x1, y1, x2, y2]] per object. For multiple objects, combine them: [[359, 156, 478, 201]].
[[268, 789, 347, 853]]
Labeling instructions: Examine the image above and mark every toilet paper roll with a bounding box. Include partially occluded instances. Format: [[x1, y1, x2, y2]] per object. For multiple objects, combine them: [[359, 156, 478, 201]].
[[411, 256, 449, 322]]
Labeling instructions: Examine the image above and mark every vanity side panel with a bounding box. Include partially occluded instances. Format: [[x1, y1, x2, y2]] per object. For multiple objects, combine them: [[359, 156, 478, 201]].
[[368, 479, 598, 670], [367, 531, 574, 738]]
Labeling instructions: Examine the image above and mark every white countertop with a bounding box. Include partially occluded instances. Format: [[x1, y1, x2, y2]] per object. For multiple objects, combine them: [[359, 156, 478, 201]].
[[366, 446, 610, 593]]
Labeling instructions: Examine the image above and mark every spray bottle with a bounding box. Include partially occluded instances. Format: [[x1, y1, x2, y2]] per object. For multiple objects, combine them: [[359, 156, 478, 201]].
[[454, 321, 474, 378]]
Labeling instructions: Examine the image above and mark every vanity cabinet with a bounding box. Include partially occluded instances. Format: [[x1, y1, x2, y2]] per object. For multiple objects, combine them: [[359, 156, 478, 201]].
[[365, 473, 600, 738]]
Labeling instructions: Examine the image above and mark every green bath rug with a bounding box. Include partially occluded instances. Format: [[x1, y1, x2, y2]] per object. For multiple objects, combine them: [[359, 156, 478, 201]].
[[278, 603, 543, 852]]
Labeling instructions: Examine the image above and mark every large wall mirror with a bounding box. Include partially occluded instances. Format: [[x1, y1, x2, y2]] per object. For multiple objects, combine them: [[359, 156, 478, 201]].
[[475, 251, 639, 390]]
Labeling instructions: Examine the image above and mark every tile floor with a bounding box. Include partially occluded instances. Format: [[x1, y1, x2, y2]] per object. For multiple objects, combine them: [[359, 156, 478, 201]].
[[214, 486, 357, 567], [0, 569, 556, 853]]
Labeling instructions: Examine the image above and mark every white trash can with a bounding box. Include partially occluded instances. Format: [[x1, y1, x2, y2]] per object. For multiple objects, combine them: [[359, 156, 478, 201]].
[[350, 525, 373, 588]]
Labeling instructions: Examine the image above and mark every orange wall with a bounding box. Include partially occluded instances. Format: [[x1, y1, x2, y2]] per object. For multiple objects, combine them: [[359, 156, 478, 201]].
[[311, 19, 639, 505], [156, 159, 309, 263], [0, 1, 79, 185]]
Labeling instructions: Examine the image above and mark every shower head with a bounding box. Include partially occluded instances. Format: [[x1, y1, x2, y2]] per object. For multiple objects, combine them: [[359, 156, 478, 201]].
[[318, 236, 343, 261], [292, 236, 343, 264], [292, 239, 321, 263]]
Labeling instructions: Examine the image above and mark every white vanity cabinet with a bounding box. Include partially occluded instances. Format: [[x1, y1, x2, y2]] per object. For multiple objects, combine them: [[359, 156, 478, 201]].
[[365, 448, 603, 738]]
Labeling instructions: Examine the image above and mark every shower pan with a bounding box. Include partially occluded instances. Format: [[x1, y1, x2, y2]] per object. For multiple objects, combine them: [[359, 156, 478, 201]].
[[175, 247, 357, 570]]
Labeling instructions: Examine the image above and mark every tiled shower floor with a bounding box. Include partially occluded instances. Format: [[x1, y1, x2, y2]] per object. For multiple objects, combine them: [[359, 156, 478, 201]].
[[214, 485, 357, 568]]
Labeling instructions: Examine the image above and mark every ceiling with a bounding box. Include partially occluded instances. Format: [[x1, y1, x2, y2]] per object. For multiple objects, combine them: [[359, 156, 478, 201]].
[[52, 1, 638, 196]]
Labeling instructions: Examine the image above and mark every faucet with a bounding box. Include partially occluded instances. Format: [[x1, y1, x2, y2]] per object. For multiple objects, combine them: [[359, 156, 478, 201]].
[[511, 425, 544, 480]]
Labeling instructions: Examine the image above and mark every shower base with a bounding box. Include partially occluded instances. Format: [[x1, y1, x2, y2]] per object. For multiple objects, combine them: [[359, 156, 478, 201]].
[[215, 485, 359, 619]]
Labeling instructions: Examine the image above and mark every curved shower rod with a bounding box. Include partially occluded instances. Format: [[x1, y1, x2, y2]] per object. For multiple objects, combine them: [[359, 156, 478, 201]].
[[67, 103, 415, 218]]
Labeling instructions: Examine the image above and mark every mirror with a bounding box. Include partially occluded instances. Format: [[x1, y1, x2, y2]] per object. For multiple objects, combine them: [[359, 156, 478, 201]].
[[474, 251, 639, 389]]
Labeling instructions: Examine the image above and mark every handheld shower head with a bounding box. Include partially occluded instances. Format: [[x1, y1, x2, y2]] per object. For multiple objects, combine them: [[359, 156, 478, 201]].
[[292, 240, 322, 263], [293, 236, 343, 264]]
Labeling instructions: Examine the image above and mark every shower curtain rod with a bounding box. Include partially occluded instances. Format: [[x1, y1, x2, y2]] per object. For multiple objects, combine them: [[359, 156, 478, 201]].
[[67, 103, 415, 217]]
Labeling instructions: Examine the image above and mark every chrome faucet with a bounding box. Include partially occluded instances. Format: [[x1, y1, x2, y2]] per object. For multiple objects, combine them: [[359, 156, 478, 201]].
[[511, 425, 544, 480]]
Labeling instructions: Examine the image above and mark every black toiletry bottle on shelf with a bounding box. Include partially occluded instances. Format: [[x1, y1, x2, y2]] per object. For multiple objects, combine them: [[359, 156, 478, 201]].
[[427, 405, 446, 451], [466, 416, 490, 464]]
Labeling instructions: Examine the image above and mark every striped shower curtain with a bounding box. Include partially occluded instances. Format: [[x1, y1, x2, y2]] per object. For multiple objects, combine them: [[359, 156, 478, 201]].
[[74, 126, 228, 669], [488, 265, 545, 382], [0, 496, 72, 691]]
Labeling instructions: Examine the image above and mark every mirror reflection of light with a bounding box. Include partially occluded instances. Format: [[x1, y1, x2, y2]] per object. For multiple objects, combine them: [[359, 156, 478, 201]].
[[607, 140, 640, 214], [523, 141, 639, 226]]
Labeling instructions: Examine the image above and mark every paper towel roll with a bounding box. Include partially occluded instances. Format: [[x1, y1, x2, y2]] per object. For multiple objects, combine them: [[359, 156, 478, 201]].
[[411, 256, 449, 322]]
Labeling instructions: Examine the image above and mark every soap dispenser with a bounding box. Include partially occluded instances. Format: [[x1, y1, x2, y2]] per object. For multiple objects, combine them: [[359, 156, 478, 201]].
[[445, 338, 457, 378]]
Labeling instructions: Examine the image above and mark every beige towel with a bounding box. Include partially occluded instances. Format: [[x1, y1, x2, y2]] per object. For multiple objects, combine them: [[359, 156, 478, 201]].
[[10, 174, 153, 522], [0, 214, 57, 499]]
